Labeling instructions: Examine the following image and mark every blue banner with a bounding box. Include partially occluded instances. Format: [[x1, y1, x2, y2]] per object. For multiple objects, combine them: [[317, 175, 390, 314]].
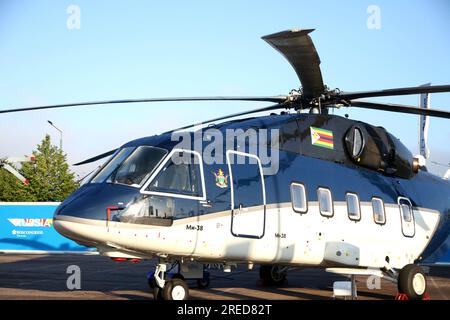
[[0, 202, 93, 253]]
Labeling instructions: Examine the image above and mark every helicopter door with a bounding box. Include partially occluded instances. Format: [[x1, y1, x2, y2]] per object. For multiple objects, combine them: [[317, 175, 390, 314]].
[[227, 150, 266, 239], [398, 197, 415, 237]]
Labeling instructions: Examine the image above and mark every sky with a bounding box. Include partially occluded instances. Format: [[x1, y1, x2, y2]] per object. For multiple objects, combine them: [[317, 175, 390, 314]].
[[0, 0, 449, 180]]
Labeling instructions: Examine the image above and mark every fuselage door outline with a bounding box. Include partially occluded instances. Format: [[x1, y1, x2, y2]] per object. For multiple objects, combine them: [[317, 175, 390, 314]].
[[226, 150, 266, 239]]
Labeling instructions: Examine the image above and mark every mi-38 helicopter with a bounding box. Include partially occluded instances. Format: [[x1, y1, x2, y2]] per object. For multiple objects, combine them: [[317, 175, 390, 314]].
[[2, 29, 450, 300]]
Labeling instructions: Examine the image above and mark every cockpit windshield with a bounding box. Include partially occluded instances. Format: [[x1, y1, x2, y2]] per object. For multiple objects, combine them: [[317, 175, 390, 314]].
[[90, 148, 134, 184], [90, 146, 167, 187], [108, 146, 167, 187]]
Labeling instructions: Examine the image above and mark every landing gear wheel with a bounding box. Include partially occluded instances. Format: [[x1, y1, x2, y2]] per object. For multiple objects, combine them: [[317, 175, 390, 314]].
[[162, 278, 189, 300], [259, 265, 287, 286], [197, 274, 210, 289], [398, 264, 427, 300]]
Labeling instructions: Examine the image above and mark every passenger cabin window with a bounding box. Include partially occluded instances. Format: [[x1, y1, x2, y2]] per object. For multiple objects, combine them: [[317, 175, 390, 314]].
[[398, 197, 415, 237], [318, 187, 333, 217], [291, 183, 307, 213], [400, 204, 413, 222], [372, 197, 386, 224], [146, 151, 203, 197], [346, 193, 361, 221]]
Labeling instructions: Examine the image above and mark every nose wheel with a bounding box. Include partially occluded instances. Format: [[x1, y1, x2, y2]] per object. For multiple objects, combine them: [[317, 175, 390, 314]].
[[162, 278, 189, 300], [148, 262, 190, 300], [148, 261, 213, 300]]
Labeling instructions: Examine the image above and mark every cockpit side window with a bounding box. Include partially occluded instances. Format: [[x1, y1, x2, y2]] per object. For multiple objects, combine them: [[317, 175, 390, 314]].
[[144, 150, 205, 199]]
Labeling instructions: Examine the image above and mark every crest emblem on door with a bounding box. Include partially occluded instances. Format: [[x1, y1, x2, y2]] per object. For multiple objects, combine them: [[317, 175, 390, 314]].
[[213, 169, 228, 188]]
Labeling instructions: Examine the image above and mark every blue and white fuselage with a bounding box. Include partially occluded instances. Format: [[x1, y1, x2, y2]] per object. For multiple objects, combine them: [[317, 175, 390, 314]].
[[53, 112, 450, 271]]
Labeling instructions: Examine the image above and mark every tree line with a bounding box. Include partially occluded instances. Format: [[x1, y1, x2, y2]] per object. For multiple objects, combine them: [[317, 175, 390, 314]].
[[0, 135, 79, 202]]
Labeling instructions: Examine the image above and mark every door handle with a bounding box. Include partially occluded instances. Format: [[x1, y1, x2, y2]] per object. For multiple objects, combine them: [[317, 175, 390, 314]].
[[200, 200, 212, 208], [234, 204, 243, 216]]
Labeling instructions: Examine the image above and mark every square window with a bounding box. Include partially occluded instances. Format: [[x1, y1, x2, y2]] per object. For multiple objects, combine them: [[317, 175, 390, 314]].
[[146, 150, 204, 198], [318, 188, 333, 217], [291, 183, 307, 213], [372, 197, 386, 224], [346, 193, 361, 221], [400, 204, 412, 222]]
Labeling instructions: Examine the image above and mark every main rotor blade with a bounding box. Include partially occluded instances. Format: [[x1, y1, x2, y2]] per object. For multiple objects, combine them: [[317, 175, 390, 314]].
[[73, 149, 117, 166], [75, 103, 289, 165], [168, 102, 289, 133], [0, 96, 287, 114], [340, 85, 450, 100], [350, 100, 450, 119], [262, 29, 325, 99]]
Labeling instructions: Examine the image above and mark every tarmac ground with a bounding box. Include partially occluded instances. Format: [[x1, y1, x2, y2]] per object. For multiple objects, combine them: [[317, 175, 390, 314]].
[[0, 254, 449, 300]]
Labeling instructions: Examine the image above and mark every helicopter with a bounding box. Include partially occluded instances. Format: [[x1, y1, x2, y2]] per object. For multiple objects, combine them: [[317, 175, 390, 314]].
[[1, 29, 450, 300]]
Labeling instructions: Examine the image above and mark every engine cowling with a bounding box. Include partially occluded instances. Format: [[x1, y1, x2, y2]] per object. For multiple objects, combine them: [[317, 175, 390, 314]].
[[344, 124, 414, 179]]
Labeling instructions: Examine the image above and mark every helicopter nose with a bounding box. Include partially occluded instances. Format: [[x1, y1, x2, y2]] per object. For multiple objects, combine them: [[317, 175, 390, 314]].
[[54, 183, 139, 220], [53, 183, 140, 246]]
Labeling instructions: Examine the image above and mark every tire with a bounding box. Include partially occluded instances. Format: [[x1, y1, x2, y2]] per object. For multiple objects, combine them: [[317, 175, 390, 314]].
[[163, 279, 189, 300], [197, 276, 210, 289], [259, 265, 287, 286], [398, 264, 427, 300], [197, 271, 210, 289]]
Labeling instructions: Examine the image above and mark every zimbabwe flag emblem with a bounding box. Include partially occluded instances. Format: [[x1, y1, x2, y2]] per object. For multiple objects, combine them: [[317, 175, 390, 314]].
[[310, 127, 334, 149]]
